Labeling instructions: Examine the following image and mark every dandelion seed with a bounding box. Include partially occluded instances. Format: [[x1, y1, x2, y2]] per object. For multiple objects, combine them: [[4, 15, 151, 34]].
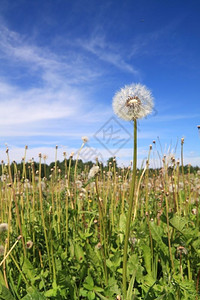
[[88, 166, 99, 179], [0, 223, 8, 233], [112, 83, 154, 121], [0, 245, 5, 256]]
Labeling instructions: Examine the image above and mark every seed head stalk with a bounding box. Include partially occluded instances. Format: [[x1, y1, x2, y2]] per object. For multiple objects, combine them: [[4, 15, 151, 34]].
[[38, 155, 52, 276], [6, 149, 26, 257], [122, 119, 137, 298]]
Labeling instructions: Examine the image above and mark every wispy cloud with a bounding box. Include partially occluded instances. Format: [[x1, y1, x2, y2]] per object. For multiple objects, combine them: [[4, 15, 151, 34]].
[[76, 33, 138, 74]]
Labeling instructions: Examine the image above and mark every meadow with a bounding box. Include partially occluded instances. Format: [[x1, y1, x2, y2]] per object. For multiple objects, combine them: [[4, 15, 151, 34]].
[[0, 143, 200, 300]]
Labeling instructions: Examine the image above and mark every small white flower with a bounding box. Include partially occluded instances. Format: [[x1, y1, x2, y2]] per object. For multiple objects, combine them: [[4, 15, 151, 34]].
[[88, 166, 100, 179], [82, 136, 89, 143], [0, 223, 8, 233], [112, 83, 154, 121]]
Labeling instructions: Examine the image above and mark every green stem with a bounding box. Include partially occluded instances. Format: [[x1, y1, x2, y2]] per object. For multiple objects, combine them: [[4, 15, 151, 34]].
[[122, 119, 137, 299]]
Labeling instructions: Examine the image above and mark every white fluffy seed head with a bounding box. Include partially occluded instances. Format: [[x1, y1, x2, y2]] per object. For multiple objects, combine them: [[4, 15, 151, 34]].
[[112, 83, 154, 121], [88, 166, 99, 179], [0, 223, 8, 233]]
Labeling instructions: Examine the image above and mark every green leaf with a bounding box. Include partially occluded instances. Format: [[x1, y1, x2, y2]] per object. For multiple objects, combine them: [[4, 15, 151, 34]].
[[0, 282, 17, 300], [21, 287, 46, 300], [83, 276, 94, 291], [88, 291, 95, 300], [22, 258, 37, 284], [141, 243, 152, 276], [74, 243, 84, 261], [169, 215, 188, 232], [149, 222, 168, 256], [127, 269, 137, 300]]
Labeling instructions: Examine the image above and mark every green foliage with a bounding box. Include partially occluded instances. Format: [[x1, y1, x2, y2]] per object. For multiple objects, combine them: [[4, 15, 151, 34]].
[[0, 154, 200, 299]]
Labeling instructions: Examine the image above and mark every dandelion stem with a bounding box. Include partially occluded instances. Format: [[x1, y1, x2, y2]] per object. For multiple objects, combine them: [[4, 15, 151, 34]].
[[122, 119, 137, 298]]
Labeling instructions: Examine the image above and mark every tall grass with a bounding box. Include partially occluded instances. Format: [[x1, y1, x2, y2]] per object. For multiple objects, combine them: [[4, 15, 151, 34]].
[[0, 142, 200, 299]]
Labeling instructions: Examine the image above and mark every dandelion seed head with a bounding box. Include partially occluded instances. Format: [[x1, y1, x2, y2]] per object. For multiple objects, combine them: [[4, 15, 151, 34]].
[[112, 83, 154, 121], [88, 166, 99, 179], [0, 223, 8, 233]]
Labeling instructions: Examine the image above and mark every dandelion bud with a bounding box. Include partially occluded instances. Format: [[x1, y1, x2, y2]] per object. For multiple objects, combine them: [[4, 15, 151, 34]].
[[181, 138, 184, 145], [81, 136, 89, 143], [149, 144, 152, 150], [55, 145, 58, 149]]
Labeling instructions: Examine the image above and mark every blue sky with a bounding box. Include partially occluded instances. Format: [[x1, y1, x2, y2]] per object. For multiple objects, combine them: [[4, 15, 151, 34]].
[[0, 0, 200, 166]]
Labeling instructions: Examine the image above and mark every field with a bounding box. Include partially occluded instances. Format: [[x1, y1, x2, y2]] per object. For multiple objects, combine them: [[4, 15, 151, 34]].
[[0, 145, 200, 299]]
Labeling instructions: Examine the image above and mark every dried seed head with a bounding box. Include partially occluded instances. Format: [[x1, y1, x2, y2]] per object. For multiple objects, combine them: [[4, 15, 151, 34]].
[[82, 136, 89, 143]]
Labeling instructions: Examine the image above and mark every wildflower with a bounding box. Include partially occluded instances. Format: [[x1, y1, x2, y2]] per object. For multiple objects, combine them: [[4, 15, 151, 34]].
[[112, 83, 154, 121], [0, 245, 5, 256], [82, 136, 89, 143], [0, 223, 8, 233], [26, 240, 33, 249], [88, 166, 99, 179]]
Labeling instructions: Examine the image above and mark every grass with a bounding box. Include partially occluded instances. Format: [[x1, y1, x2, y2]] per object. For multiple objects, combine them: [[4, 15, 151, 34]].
[[0, 143, 200, 299]]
